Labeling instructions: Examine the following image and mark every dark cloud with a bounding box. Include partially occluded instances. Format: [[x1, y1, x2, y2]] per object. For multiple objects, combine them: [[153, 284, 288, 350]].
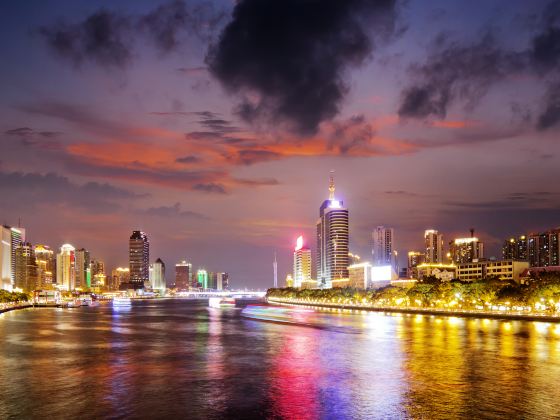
[[193, 183, 226, 194], [140, 1, 226, 51], [3, 127, 62, 149], [176, 155, 200, 164], [144, 202, 206, 219], [0, 171, 138, 212], [206, 0, 400, 135], [39, 10, 132, 67], [398, 33, 522, 119], [537, 82, 560, 129], [232, 150, 282, 165], [399, 1, 560, 131], [39, 1, 226, 67]]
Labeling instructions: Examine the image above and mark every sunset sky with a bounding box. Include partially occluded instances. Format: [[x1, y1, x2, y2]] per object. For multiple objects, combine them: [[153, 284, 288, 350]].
[[1, 0, 560, 288]]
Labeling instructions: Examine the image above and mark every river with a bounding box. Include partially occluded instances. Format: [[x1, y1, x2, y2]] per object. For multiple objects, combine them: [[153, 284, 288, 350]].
[[1, 299, 559, 419]]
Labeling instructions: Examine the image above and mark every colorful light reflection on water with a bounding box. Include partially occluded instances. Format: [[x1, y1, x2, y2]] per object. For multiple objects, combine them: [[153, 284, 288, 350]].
[[1, 300, 560, 418]]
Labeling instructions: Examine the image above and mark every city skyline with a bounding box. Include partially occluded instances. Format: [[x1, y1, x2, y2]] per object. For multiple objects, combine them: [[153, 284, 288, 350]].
[[1, 0, 560, 288]]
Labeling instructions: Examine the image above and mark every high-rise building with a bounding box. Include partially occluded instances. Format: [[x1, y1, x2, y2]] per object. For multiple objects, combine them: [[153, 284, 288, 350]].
[[91, 259, 105, 277], [75, 248, 91, 290], [449, 231, 484, 264], [502, 235, 528, 261], [56, 244, 76, 291], [149, 258, 166, 294], [0, 226, 12, 290], [207, 272, 218, 289], [129, 231, 149, 289], [175, 260, 192, 290], [35, 245, 55, 289], [527, 228, 560, 267], [408, 251, 425, 269], [372, 226, 395, 268], [111, 267, 130, 290], [316, 172, 349, 288], [217, 272, 228, 290], [197, 269, 208, 289], [424, 230, 444, 264], [10, 227, 25, 287], [15, 242, 37, 292], [0, 225, 26, 291], [293, 235, 313, 288]]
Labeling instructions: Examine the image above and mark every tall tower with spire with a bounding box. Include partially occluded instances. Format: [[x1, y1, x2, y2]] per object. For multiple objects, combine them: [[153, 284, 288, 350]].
[[316, 171, 349, 288]]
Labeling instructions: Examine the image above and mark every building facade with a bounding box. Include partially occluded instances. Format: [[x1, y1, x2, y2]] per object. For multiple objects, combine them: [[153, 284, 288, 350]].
[[456, 260, 529, 283], [502, 235, 528, 261], [129, 231, 149, 289], [35, 245, 55, 289], [175, 260, 192, 290], [449, 234, 484, 264], [56, 244, 76, 291], [372, 226, 395, 268], [197, 269, 208, 289], [217, 272, 228, 290], [413, 263, 456, 282], [74, 248, 91, 290], [15, 242, 37, 292], [149, 258, 166, 294], [527, 228, 560, 267], [293, 235, 313, 288], [316, 173, 349, 288], [0, 226, 12, 290], [111, 267, 130, 290], [424, 229, 444, 264], [348, 262, 373, 289]]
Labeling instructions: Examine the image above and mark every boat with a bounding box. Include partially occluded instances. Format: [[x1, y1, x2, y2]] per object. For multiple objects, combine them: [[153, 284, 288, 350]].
[[113, 296, 132, 306], [208, 297, 236, 308]]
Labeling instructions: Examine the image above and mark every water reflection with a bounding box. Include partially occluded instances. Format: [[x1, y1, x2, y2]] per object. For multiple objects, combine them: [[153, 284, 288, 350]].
[[0, 301, 560, 418]]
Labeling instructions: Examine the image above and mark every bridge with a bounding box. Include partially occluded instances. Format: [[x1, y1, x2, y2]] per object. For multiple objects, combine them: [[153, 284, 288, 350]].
[[173, 290, 267, 299]]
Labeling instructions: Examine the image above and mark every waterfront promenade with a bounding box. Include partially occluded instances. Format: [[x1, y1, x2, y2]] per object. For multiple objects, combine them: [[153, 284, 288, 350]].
[[267, 297, 560, 323], [0, 303, 32, 314]]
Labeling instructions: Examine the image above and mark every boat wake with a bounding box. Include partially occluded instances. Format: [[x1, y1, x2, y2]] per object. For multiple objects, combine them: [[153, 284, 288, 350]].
[[240, 305, 360, 334]]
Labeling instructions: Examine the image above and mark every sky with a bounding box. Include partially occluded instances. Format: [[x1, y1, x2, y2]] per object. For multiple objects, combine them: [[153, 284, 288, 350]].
[[1, 0, 560, 289]]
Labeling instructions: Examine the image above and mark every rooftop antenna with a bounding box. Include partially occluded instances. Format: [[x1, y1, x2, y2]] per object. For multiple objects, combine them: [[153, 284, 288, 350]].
[[328, 170, 335, 201], [273, 251, 278, 288], [470, 228, 475, 238]]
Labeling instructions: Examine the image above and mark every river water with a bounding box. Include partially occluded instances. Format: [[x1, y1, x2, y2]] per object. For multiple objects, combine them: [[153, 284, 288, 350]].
[[1, 299, 560, 419]]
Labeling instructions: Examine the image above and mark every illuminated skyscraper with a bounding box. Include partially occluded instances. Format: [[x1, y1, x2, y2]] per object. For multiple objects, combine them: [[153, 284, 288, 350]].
[[424, 229, 444, 263], [408, 251, 425, 269], [527, 228, 560, 267], [75, 248, 91, 289], [197, 269, 208, 289], [372, 226, 395, 268], [56, 244, 76, 291], [149, 258, 166, 294], [0, 225, 25, 290], [217, 272, 228, 290], [15, 242, 37, 292], [175, 260, 192, 290], [10, 227, 25, 287], [0, 226, 12, 290], [316, 172, 349, 288], [293, 235, 312, 288], [129, 230, 149, 289], [35, 245, 55, 288], [502, 235, 528, 261], [449, 230, 484, 264]]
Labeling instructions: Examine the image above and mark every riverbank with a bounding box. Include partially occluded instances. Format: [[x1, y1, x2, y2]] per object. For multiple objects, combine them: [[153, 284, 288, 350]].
[[0, 303, 32, 314], [267, 297, 560, 323]]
